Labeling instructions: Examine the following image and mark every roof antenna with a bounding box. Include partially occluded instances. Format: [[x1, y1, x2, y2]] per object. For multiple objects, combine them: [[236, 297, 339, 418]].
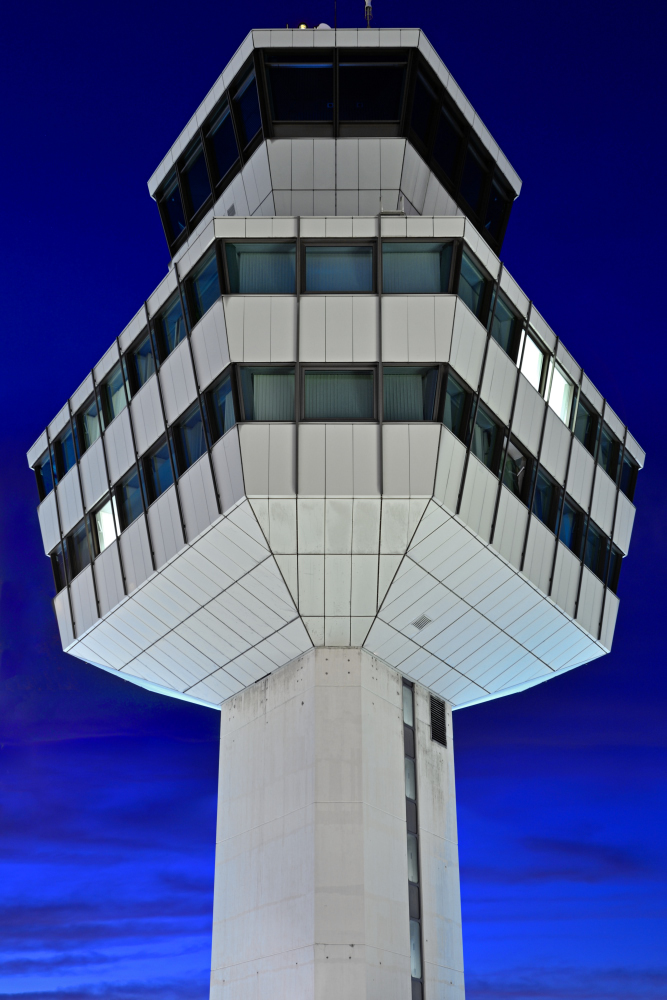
[[364, 0, 372, 27]]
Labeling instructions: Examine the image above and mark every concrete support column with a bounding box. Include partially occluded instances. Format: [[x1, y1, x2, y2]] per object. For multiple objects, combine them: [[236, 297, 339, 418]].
[[209, 647, 464, 1000]]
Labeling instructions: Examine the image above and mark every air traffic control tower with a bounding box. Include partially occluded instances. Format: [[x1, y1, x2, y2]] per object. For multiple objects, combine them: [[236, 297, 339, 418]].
[[28, 24, 643, 1000]]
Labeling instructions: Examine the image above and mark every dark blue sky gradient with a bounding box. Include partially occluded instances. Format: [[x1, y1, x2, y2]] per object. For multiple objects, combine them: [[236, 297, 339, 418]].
[[1, 1, 665, 997]]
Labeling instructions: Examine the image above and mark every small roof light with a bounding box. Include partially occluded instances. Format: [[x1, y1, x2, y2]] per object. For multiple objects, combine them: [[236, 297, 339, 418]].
[[298, 21, 307, 28]]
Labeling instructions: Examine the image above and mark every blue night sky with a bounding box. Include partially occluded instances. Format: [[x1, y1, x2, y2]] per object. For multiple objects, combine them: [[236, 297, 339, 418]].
[[1, 1, 665, 997]]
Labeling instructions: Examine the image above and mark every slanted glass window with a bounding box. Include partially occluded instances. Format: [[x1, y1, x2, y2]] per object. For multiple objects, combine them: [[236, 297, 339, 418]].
[[160, 175, 186, 244], [485, 178, 510, 241], [404, 757, 416, 801], [383, 367, 438, 420], [433, 106, 461, 180], [207, 101, 238, 184], [225, 243, 296, 293], [407, 833, 419, 884], [533, 468, 559, 531], [127, 331, 155, 393], [598, 425, 620, 481], [584, 520, 609, 580], [173, 404, 207, 474], [608, 545, 622, 594], [502, 437, 533, 504], [471, 404, 501, 474], [304, 370, 374, 420], [240, 367, 295, 421], [114, 467, 144, 530], [573, 396, 598, 454], [92, 498, 118, 555], [410, 74, 437, 146], [207, 371, 236, 442], [620, 453, 638, 502], [460, 146, 486, 212], [265, 57, 333, 121], [548, 365, 575, 426], [442, 373, 470, 441], [67, 519, 92, 578], [233, 71, 262, 148], [53, 426, 76, 480], [51, 542, 67, 593], [154, 293, 187, 361], [35, 450, 54, 500], [490, 293, 521, 360], [144, 438, 174, 503], [382, 242, 453, 294], [521, 332, 546, 394], [305, 246, 373, 292], [559, 494, 584, 556], [410, 919, 422, 980], [181, 141, 210, 218], [189, 250, 220, 323], [339, 53, 406, 121], [99, 363, 128, 426], [457, 252, 487, 319], [77, 396, 101, 453]]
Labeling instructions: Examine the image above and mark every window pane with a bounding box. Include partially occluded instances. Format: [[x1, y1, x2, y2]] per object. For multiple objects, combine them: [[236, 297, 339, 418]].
[[129, 332, 155, 391], [209, 373, 236, 441], [620, 454, 638, 502], [409, 920, 422, 980], [190, 251, 220, 323], [490, 294, 519, 359], [225, 243, 296, 293], [598, 425, 619, 480], [161, 177, 185, 243], [266, 61, 333, 120], [79, 396, 101, 451], [502, 438, 531, 503], [100, 363, 127, 425], [51, 543, 67, 592], [383, 367, 438, 420], [54, 427, 76, 479], [405, 757, 416, 801], [608, 546, 622, 594], [485, 179, 509, 240], [234, 71, 262, 147], [573, 398, 597, 453], [471, 405, 500, 473], [433, 107, 461, 180], [115, 468, 144, 530], [548, 366, 574, 426], [460, 146, 485, 211], [145, 440, 174, 502], [93, 499, 117, 554], [304, 370, 374, 420], [156, 294, 187, 359], [443, 374, 468, 440], [402, 684, 414, 726], [382, 242, 452, 294], [305, 246, 373, 292], [584, 521, 609, 580], [182, 142, 210, 217], [407, 834, 419, 883], [533, 469, 558, 530], [36, 451, 54, 500], [339, 60, 406, 121], [559, 496, 583, 555], [208, 103, 238, 183], [174, 405, 207, 474], [68, 520, 91, 578], [410, 73, 436, 145], [521, 334, 545, 393], [241, 367, 295, 420], [458, 252, 486, 318]]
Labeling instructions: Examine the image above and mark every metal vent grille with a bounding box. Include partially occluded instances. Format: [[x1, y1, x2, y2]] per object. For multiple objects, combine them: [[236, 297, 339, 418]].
[[412, 614, 432, 630], [430, 697, 447, 747]]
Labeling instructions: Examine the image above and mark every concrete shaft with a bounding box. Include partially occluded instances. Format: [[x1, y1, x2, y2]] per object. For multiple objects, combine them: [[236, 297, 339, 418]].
[[210, 647, 464, 1000]]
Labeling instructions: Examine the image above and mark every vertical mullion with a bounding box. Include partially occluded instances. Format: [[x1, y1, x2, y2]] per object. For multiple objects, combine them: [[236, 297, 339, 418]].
[[547, 366, 584, 597], [573, 397, 605, 620], [67, 399, 102, 621], [91, 367, 129, 598], [46, 424, 77, 639], [519, 339, 557, 573], [597, 426, 626, 641]]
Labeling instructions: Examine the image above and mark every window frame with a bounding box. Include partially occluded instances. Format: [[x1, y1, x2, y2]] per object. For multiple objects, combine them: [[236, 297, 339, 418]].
[[454, 245, 494, 325], [300, 364, 378, 422], [300, 239, 377, 294], [500, 434, 535, 507], [469, 401, 505, 476], [142, 434, 176, 505], [557, 492, 586, 557], [65, 515, 94, 581], [381, 364, 442, 422], [126, 327, 157, 396], [379, 237, 456, 295], [519, 327, 549, 396], [184, 245, 223, 324], [171, 401, 210, 477], [236, 364, 297, 422], [439, 367, 474, 444], [205, 366, 239, 444], [220, 238, 297, 295]]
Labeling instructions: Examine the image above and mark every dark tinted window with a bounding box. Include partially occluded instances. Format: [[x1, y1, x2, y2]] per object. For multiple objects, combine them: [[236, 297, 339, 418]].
[[383, 367, 438, 421], [173, 404, 207, 474], [144, 439, 174, 503], [128, 331, 155, 393], [51, 542, 67, 593], [114, 468, 144, 530], [99, 363, 127, 426], [502, 438, 533, 504], [35, 451, 54, 500], [339, 56, 406, 121], [485, 179, 510, 240], [432, 107, 461, 180], [442, 373, 469, 440], [460, 146, 486, 211], [160, 176, 186, 243], [304, 370, 374, 420], [53, 426, 76, 480], [240, 367, 295, 421], [382, 242, 452, 294], [305, 245, 373, 292], [620, 453, 638, 502], [471, 404, 501, 474], [190, 250, 220, 322], [598, 425, 619, 480], [584, 521, 609, 580], [233, 71, 262, 147], [490, 293, 520, 360], [78, 396, 101, 452], [559, 495, 584, 556], [208, 102, 238, 184], [68, 519, 92, 578], [458, 252, 487, 319], [573, 397, 598, 454], [266, 59, 333, 121], [181, 142, 210, 217], [533, 468, 559, 530], [208, 372, 236, 441], [154, 294, 187, 361], [410, 73, 437, 146], [225, 243, 296, 293], [608, 545, 622, 594]]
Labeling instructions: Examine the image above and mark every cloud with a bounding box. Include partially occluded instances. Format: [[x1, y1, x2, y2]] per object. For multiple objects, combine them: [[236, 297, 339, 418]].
[[466, 965, 667, 1000]]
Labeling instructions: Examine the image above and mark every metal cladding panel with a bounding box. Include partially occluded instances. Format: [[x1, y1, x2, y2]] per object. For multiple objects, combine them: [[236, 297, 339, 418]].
[[104, 408, 135, 485], [79, 438, 108, 509], [57, 468, 84, 536], [147, 487, 184, 569], [38, 492, 60, 556], [119, 517, 153, 593], [160, 340, 197, 424], [70, 566, 99, 638], [191, 299, 230, 390], [131, 378, 164, 456], [94, 542, 125, 617]]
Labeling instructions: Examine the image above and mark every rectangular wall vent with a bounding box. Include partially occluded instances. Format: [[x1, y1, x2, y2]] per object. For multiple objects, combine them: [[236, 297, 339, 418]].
[[430, 696, 447, 747], [412, 614, 432, 630]]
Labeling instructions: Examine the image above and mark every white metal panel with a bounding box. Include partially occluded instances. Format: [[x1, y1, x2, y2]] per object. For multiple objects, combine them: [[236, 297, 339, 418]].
[[399, 141, 430, 213], [70, 373, 94, 414], [580, 373, 603, 413], [433, 427, 466, 514], [94, 541, 125, 616], [498, 267, 529, 318], [324, 296, 353, 360], [238, 423, 270, 495], [147, 486, 184, 568], [179, 456, 219, 541], [352, 424, 381, 496], [324, 498, 352, 553], [300, 296, 326, 361], [382, 425, 409, 494], [522, 516, 555, 595], [104, 408, 134, 484], [48, 403, 71, 439], [269, 296, 297, 362], [491, 487, 528, 570], [551, 542, 580, 618], [118, 309, 147, 354], [381, 296, 408, 361], [613, 492, 636, 555], [527, 307, 556, 352], [352, 296, 378, 361], [604, 404, 625, 442], [160, 340, 197, 424], [512, 375, 544, 457], [79, 438, 108, 509], [449, 301, 486, 388], [191, 299, 230, 390], [211, 427, 246, 511], [600, 591, 619, 651], [324, 555, 352, 616], [577, 566, 604, 638], [458, 455, 497, 542], [624, 430, 645, 468], [70, 565, 99, 637], [57, 467, 84, 536], [566, 438, 594, 510], [38, 492, 61, 555], [94, 341, 121, 382], [131, 377, 164, 456], [54, 589, 74, 648], [325, 424, 354, 495], [480, 338, 516, 426], [119, 517, 153, 593], [264, 498, 298, 553], [590, 469, 616, 537], [540, 407, 570, 483], [352, 498, 381, 554], [27, 431, 49, 469], [146, 267, 178, 319]]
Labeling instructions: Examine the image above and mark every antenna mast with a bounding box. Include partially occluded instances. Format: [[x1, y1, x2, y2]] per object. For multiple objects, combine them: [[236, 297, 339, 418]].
[[364, 0, 372, 27]]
